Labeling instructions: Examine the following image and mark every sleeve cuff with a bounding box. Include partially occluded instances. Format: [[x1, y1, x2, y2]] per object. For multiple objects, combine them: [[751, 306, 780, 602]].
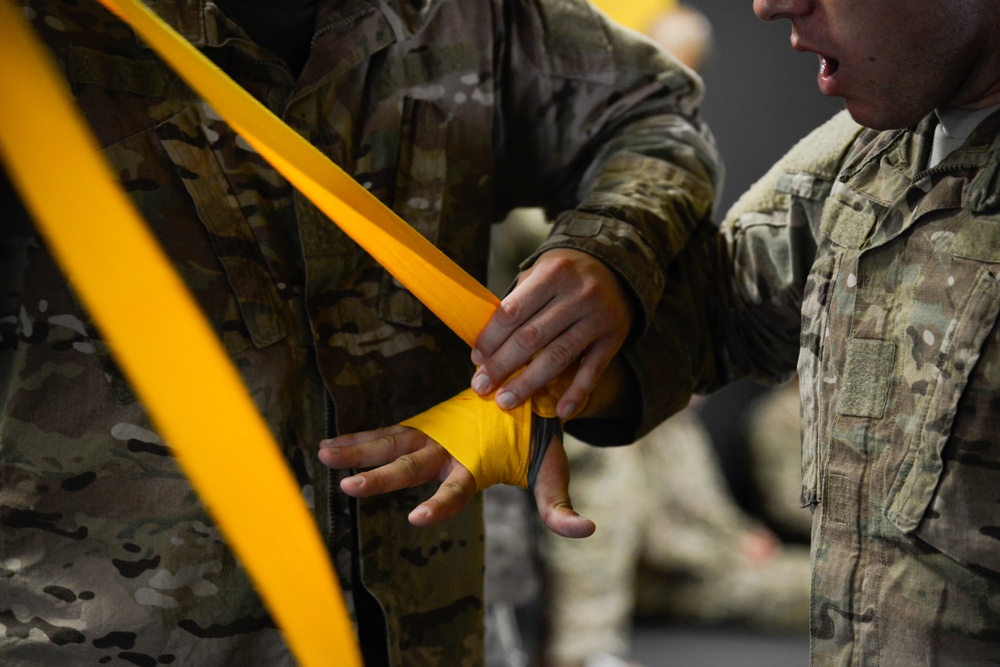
[[519, 211, 664, 342]]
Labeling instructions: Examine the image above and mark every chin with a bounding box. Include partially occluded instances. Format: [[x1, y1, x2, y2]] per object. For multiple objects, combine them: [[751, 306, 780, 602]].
[[844, 99, 930, 131]]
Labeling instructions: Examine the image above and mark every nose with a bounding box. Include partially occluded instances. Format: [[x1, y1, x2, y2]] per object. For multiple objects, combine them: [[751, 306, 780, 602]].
[[753, 0, 810, 21]]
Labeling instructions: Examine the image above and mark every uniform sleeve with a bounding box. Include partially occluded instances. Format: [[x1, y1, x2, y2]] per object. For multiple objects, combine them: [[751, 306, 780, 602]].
[[570, 110, 864, 446], [494, 0, 722, 337]]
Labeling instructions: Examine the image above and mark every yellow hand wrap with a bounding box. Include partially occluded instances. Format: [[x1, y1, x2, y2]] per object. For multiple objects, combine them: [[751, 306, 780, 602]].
[[401, 388, 533, 490], [399, 368, 572, 490]]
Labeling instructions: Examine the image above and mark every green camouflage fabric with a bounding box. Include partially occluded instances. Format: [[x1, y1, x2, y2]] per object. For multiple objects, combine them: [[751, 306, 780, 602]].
[[0, 0, 720, 664], [633, 108, 1000, 663]]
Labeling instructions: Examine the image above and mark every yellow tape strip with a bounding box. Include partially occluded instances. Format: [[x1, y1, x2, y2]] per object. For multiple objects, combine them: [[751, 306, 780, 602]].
[[0, 4, 360, 666], [96, 0, 500, 349]]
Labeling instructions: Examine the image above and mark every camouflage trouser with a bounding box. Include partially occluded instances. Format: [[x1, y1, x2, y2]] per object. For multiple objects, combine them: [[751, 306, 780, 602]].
[[543, 410, 811, 665]]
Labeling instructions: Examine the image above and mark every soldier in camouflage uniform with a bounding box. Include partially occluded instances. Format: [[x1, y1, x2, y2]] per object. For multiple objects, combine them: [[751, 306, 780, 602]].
[[341, 1, 1000, 663], [0, 0, 721, 664]]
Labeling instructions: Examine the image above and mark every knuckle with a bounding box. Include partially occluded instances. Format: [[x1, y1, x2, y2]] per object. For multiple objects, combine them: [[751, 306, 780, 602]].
[[546, 337, 582, 369], [395, 453, 422, 479], [360, 473, 385, 495], [496, 297, 522, 324], [482, 356, 510, 380], [439, 479, 472, 502], [514, 322, 544, 351], [573, 359, 602, 391]]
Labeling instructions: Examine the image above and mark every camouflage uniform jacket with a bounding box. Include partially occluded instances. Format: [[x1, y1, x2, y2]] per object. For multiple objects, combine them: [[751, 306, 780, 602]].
[[640, 109, 1000, 662], [0, 0, 720, 664]]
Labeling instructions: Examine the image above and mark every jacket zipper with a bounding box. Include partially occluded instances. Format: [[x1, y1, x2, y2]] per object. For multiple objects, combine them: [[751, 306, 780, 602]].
[[325, 392, 337, 541]]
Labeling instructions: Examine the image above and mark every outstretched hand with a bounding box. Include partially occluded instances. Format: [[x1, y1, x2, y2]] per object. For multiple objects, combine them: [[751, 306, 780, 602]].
[[470, 248, 634, 420], [318, 426, 595, 539]]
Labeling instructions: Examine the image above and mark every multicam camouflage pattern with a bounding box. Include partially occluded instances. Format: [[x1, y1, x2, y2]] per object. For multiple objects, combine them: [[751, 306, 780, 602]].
[[0, 0, 720, 663], [633, 108, 1000, 663]]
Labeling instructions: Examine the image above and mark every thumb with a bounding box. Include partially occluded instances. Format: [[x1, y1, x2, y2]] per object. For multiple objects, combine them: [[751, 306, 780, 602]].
[[532, 434, 596, 538]]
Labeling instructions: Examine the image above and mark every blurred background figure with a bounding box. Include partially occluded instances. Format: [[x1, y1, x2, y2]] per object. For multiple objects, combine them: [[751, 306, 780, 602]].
[[631, 411, 810, 632], [647, 4, 714, 73], [745, 379, 813, 544], [540, 7, 787, 664], [544, 409, 811, 667]]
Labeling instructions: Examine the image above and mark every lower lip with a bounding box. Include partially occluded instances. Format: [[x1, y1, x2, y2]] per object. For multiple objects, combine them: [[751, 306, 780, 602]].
[[817, 56, 841, 96]]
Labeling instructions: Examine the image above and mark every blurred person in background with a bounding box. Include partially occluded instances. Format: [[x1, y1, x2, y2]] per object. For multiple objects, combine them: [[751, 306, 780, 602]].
[[745, 378, 813, 544], [545, 410, 811, 667]]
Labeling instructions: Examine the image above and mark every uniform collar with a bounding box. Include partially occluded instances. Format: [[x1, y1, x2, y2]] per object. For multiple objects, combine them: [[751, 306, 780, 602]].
[[959, 108, 1000, 213]]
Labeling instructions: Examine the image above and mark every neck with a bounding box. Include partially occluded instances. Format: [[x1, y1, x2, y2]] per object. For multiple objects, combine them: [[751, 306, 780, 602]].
[[943, 13, 1000, 111]]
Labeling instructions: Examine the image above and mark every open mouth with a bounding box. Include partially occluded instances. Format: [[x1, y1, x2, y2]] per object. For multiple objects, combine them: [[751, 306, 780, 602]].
[[816, 55, 842, 96], [820, 55, 840, 77]]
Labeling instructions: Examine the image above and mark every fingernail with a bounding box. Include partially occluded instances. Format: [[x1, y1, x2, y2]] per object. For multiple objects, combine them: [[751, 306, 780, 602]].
[[559, 403, 576, 420], [472, 372, 491, 394], [343, 476, 363, 489], [471, 349, 483, 366], [410, 507, 429, 521], [496, 391, 516, 410]]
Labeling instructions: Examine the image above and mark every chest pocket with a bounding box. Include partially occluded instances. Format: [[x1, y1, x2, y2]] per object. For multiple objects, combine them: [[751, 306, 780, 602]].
[[377, 97, 451, 328], [886, 218, 1000, 574], [64, 47, 293, 402], [156, 106, 290, 350]]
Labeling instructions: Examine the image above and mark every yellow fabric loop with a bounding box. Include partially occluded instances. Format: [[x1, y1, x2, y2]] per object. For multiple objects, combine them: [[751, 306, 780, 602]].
[[532, 368, 573, 419], [0, 4, 359, 667], [401, 389, 534, 490]]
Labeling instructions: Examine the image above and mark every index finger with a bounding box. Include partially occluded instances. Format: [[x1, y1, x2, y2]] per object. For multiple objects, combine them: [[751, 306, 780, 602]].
[[318, 426, 419, 470], [471, 281, 548, 367]]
